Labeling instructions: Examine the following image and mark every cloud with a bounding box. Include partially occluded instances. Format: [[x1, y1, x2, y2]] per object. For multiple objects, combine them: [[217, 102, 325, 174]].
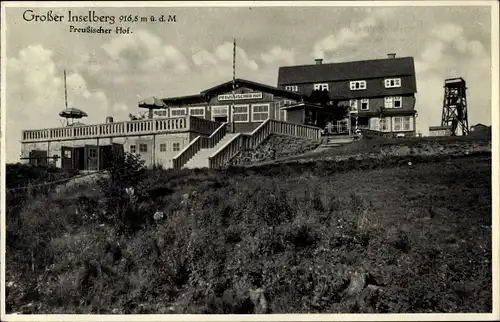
[[313, 8, 396, 59], [261, 46, 295, 66], [192, 49, 218, 66], [414, 23, 490, 135], [101, 29, 190, 74], [192, 42, 259, 72], [5, 45, 111, 163]]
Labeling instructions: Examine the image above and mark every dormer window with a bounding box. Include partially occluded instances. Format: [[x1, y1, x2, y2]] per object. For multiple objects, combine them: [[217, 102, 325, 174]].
[[384, 78, 401, 88], [350, 80, 367, 90], [313, 83, 329, 91], [285, 85, 299, 92]]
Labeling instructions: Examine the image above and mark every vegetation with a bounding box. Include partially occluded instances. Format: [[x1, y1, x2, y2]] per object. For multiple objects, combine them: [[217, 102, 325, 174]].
[[5, 145, 492, 314]]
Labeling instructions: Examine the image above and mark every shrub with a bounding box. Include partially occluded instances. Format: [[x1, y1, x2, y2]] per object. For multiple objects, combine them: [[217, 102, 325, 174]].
[[97, 152, 147, 234]]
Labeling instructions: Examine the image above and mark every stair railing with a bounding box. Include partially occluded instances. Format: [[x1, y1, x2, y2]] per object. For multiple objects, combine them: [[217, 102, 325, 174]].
[[209, 119, 321, 168], [173, 122, 227, 169]]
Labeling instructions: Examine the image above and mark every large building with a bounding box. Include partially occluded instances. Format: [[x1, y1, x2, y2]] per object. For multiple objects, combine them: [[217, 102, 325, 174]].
[[277, 53, 418, 136], [140, 78, 307, 132]]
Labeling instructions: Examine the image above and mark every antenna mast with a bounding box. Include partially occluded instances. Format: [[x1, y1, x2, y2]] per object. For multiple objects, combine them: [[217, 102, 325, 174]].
[[232, 38, 236, 133], [64, 69, 68, 109]]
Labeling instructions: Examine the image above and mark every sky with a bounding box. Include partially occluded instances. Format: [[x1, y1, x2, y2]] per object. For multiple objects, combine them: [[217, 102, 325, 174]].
[[2, 3, 493, 163]]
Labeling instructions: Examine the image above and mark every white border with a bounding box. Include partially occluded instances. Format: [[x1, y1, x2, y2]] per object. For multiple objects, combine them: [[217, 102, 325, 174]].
[[1, 1, 499, 322]]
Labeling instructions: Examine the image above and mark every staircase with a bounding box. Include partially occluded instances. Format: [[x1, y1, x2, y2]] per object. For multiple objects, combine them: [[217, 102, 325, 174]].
[[183, 133, 240, 168], [320, 134, 355, 148]]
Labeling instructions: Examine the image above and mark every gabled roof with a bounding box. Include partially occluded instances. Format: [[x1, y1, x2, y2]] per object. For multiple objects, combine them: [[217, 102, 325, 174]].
[[139, 78, 305, 109], [201, 78, 304, 100], [471, 123, 490, 128], [278, 57, 416, 85]]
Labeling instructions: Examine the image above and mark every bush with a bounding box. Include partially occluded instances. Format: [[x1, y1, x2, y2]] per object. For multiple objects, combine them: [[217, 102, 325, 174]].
[[97, 152, 147, 234]]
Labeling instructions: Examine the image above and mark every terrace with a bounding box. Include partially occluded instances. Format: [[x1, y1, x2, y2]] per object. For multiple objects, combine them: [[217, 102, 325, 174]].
[[21, 116, 220, 143]]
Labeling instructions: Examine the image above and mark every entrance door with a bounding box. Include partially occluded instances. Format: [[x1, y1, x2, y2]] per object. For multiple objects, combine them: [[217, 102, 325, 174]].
[[214, 116, 228, 123], [73, 147, 85, 170], [85, 145, 98, 170], [61, 146, 73, 170]]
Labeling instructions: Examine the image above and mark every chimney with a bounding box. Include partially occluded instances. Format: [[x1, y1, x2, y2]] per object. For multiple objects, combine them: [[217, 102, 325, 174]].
[[314, 58, 323, 65], [387, 53, 396, 59]]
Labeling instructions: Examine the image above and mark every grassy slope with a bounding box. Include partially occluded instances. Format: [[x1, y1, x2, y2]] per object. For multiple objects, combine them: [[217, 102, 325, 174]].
[[5, 152, 492, 314], [250, 135, 491, 166]]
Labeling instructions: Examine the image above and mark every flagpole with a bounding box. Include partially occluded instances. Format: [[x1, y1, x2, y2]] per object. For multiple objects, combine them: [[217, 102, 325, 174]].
[[232, 38, 236, 133], [64, 70, 68, 109]]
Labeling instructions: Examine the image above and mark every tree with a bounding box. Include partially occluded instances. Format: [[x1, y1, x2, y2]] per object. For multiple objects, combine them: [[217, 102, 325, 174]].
[[307, 90, 349, 123]]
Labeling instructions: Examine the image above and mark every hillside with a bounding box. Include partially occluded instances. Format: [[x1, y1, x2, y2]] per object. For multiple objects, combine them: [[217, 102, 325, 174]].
[[5, 142, 492, 314]]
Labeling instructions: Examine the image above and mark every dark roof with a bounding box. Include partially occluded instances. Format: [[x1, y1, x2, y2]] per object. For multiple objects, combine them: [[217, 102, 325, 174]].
[[429, 125, 452, 130], [278, 57, 416, 85], [162, 94, 206, 106], [139, 78, 304, 109], [201, 78, 304, 100], [471, 123, 490, 128], [280, 102, 324, 111]]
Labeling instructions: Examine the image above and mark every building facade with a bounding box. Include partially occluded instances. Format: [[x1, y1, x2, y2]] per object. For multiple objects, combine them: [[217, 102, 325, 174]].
[[139, 78, 306, 133], [21, 79, 314, 170], [20, 117, 219, 170], [429, 125, 453, 137], [277, 54, 418, 136]]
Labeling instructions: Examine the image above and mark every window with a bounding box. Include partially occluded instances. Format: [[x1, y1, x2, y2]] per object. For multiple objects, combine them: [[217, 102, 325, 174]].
[[380, 118, 390, 131], [394, 97, 402, 108], [285, 85, 298, 92], [170, 108, 187, 117], [252, 104, 270, 122], [211, 105, 229, 120], [349, 99, 358, 112], [64, 150, 72, 158], [189, 107, 205, 118], [349, 80, 367, 90], [393, 117, 402, 131], [139, 143, 148, 152], [173, 142, 180, 152], [403, 116, 411, 130], [232, 104, 249, 123], [313, 83, 329, 91], [89, 148, 97, 158], [154, 109, 168, 117], [393, 116, 412, 131], [384, 96, 403, 108], [130, 145, 136, 154], [159, 143, 167, 152], [384, 78, 401, 88], [360, 99, 369, 111], [280, 110, 287, 121]]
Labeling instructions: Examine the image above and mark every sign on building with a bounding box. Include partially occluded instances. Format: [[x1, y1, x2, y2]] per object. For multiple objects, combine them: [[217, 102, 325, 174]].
[[218, 92, 263, 101]]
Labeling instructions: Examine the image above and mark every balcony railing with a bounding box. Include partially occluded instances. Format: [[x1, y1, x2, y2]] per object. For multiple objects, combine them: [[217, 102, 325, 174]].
[[21, 116, 219, 143]]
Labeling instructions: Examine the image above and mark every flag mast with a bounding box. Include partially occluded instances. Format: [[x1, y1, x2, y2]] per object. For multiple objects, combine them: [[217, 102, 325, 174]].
[[64, 69, 68, 109], [232, 38, 236, 133]]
